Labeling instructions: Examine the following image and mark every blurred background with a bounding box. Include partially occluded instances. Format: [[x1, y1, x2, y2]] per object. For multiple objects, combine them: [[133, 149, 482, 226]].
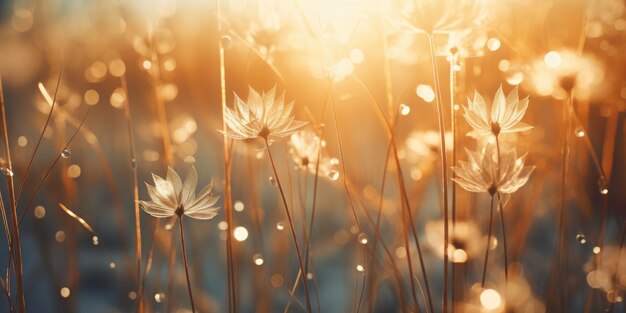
[[0, 0, 624, 312]]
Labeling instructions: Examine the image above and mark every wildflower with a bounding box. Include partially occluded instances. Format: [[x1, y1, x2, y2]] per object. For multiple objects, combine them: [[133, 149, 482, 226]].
[[140, 166, 219, 220], [389, 0, 487, 35], [288, 129, 337, 178], [452, 146, 534, 196], [220, 86, 307, 142], [463, 86, 532, 138], [425, 219, 485, 263], [435, 29, 488, 59], [524, 50, 605, 100], [405, 130, 453, 162]]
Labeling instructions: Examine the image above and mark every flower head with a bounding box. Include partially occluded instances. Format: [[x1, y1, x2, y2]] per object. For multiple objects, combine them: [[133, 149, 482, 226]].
[[389, 0, 487, 35], [220, 86, 307, 141], [288, 129, 338, 179], [463, 86, 532, 138], [524, 50, 605, 100], [452, 146, 534, 196], [425, 219, 485, 263], [140, 167, 220, 220]]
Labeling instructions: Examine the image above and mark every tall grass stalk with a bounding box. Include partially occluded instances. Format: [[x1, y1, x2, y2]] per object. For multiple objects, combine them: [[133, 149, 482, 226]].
[[121, 75, 143, 313], [428, 33, 451, 313], [0, 74, 24, 313], [217, 1, 237, 311], [556, 92, 574, 312]]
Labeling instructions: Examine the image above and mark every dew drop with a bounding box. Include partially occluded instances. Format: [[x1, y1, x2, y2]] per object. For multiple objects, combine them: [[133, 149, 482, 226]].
[[221, 35, 232, 49], [356, 264, 364, 272], [575, 127, 585, 138], [154, 292, 166, 303], [109, 262, 116, 269], [599, 187, 609, 195], [130, 158, 137, 169], [576, 232, 587, 244], [276, 222, 285, 231], [92, 235, 99, 246], [400, 104, 411, 116], [61, 147, 71, 158], [357, 233, 368, 245], [328, 170, 340, 181], [269, 176, 276, 186], [306, 272, 314, 280]]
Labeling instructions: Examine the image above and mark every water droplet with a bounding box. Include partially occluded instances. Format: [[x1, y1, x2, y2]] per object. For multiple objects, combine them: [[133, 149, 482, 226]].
[[400, 104, 410, 116], [109, 262, 116, 269], [576, 232, 587, 244], [154, 292, 166, 303], [356, 264, 364, 272], [269, 176, 276, 186], [276, 222, 284, 231], [306, 272, 314, 280], [0, 166, 13, 177], [92, 235, 99, 246], [593, 246, 601, 254], [600, 187, 609, 195], [130, 158, 137, 169], [575, 127, 585, 137], [61, 147, 71, 158], [328, 170, 339, 181], [357, 233, 368, 245], [221, 35, 232, 49], [253, 253, 264, 265]]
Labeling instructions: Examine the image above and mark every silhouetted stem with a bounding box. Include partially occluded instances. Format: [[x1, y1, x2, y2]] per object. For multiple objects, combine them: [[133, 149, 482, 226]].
[[482, 196, 495, 287], [427, 33, 450, 313], [178, 217, 196, 313]]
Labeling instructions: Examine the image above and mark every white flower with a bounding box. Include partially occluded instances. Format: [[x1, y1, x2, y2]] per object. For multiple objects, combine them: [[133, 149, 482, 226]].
[[140, 167, 220, 220], [463, 86, 532, 138]]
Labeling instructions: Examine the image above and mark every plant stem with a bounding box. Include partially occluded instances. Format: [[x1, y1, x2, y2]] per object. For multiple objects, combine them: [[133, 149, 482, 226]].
[[449, 52, 458, 313], [427, 33, 450, 313], [494, 137, 507, 284], [557, 93, 573, 312], [482, 196, 495, 287], [264, 138, 313, 313], [0, 75, 25, 313], [216, 1, 237, 311], [178, 217, 196, 312], [497, 192, 508, 284], [121, 75, 143, 313]]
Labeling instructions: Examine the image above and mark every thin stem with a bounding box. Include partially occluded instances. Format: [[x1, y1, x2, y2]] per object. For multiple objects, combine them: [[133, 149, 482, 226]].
[[178, 217, 196, 313], [494, 137, 507, 284], [427, 33, 450, 313], [497, 192, 508, 283], [217, 1, 237, 311], [557, 93, 573, 312], [121, 75, 143, 313], [16, 67, 63, 204], [449, 52, 458, 313], [264, 138, 313, 313], [0, 75, 25, 313], [482, 196, 495, 287]]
